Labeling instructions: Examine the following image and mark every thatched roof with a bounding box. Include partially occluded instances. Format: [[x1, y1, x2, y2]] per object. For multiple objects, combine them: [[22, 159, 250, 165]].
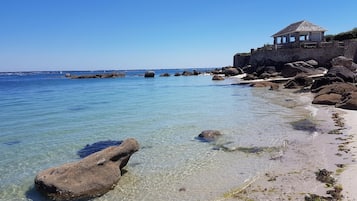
[[272, 20, 326, 37]]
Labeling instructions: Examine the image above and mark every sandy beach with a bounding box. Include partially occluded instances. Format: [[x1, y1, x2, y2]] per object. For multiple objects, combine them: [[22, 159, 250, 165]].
[[213, 88, 357, 201], [339, 109, 357, 201]]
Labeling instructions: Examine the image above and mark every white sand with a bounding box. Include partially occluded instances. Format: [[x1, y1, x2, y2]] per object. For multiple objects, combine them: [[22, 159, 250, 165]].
[[213, 91, 357, 201], [339, 109, 357, 201]]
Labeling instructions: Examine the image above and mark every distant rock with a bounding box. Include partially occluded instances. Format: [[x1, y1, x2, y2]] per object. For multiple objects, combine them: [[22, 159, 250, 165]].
[[182, 71, 193, 76], [223, 67, 243, 76], [212, 75, 225, 81], [68, 72, 125, 79], [34, 138, 139, 201], [144, 71, 155, 78], [160, 73, 170, 77], [197, 130, 222, 142]]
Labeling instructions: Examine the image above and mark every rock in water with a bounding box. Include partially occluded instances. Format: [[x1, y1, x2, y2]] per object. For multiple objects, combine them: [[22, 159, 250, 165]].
[[197, 130, 222, 142], [34, 138, 139, 201]]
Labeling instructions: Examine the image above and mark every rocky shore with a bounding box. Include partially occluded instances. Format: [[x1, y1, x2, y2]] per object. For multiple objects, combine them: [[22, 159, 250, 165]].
[[211, 56, 357, 200]]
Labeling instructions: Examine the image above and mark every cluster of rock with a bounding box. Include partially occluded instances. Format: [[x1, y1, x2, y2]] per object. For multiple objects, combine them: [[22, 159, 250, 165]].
[[233, 56, 357, 110], [34, 138, 139, 201], [65, 72, 125, 79]]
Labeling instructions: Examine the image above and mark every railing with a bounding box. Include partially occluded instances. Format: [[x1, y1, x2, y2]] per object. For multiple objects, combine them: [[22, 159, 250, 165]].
[[251, 41, 345, 53]]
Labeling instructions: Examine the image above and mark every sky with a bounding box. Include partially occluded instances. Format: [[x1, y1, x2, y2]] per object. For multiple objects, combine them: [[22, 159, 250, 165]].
[[0, 0, 356, 72]]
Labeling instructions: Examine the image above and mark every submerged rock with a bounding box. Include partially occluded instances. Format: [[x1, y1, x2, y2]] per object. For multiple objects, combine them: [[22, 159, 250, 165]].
[[212, 75, 225, 80], [197, 130, 222, 142], [290, 119, 317, 133], [34, 138, 139, 201]]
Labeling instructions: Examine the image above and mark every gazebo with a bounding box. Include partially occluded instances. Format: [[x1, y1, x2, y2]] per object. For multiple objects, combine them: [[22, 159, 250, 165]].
[[272, 20, 326, 47]]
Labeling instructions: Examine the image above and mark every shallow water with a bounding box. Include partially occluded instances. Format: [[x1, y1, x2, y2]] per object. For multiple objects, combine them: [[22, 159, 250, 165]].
[[0, 70, 314, 201]]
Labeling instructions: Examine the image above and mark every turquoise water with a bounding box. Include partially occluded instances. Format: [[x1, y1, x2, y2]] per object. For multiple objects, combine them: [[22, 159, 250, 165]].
[[0, 70, 312, 201]]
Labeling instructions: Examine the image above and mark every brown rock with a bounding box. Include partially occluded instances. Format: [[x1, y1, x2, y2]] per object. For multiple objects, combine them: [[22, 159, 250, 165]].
[[336, 92, 357, 110], [34, 138, 139, 201], [250, 81, 279, 90], [198, 130, 222, 142], [212, 75, 225, 80], [316, 83, 357, 97], [312, 94, 342, 105]]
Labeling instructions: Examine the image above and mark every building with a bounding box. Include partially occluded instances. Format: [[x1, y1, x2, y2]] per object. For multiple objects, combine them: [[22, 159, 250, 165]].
[[233, 20, 357, 68], [272, 20, 326, 48]]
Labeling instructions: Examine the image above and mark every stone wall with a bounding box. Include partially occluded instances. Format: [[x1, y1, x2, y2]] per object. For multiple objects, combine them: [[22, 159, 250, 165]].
[[233, 40, 357, 68], [233, 53, 250, 67], [344, 39, 357, 63]]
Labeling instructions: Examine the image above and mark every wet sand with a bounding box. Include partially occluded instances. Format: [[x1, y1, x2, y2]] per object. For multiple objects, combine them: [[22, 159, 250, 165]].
[[339, 109, 357, 201], [214, 89, 356, 201]]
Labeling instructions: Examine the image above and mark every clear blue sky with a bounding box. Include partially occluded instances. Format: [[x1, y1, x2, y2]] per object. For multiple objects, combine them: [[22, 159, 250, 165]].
[[0, 0, 356, 72]]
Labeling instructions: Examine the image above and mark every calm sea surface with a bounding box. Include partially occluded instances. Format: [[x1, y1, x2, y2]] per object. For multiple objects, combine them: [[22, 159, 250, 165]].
[[0, 69, 314, 201]]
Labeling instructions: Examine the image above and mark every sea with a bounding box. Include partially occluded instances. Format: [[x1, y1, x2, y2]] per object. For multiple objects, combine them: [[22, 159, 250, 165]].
[[0, 68, 317, 201]]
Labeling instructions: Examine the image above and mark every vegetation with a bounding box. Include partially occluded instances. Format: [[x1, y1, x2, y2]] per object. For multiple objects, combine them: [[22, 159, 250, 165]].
[[325, 27, 357, 41]]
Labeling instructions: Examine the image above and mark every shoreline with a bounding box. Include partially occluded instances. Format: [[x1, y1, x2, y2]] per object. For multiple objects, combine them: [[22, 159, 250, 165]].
[[339, 109, 357, 201], [216, 86, 357, 201]]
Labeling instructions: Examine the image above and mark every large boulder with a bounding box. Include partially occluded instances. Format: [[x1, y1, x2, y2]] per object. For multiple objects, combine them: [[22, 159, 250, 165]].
[[34, 138, 139, 201], [326, 66, 356, 83], [284, 75, 313, 89], [331, 56, 357, 71], [144, 71, 155, 78], [281, 61, 322, 78], [312, 83, 357, 107], [223, 67, 243, 76], [336, 92, 357, 110], [315, 83, 357, 97], [312, 94, 342, 105], [311, 76, 345, 93]]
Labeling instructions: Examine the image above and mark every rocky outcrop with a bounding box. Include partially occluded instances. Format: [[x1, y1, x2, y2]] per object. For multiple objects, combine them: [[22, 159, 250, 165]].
[[144, 71, 155, 78], [312, 83, 357, 108], [223, 67, 243, 76], [34, 138, 139, 201], [197, 130, 222, 142], [281, 61, 324, 78], [67, 72, 125, 79]]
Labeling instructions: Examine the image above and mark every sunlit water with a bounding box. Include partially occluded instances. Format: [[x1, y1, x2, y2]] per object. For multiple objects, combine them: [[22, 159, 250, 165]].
[[0, 70, 314, 201]]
